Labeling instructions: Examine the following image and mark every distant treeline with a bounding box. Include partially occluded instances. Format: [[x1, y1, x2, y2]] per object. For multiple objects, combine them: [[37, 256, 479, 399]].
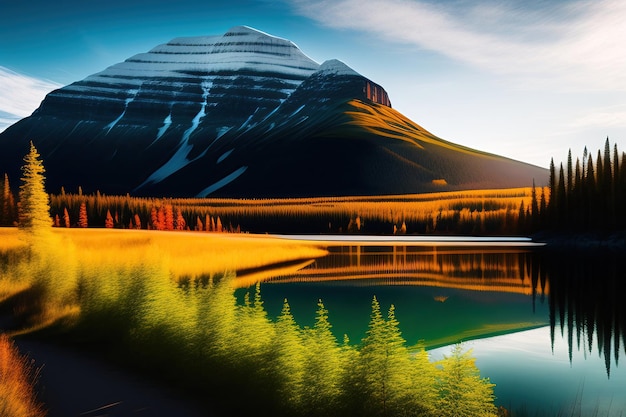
[[46, 188, 541, 235], [540, 138, 626, 233]]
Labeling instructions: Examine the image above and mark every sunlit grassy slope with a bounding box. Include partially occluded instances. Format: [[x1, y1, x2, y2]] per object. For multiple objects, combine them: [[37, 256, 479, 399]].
[[189, 95, 548, 197]]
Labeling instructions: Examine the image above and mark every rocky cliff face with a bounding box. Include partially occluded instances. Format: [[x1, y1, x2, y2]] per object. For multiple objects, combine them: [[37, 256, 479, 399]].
[[0, 26, 546, 197]]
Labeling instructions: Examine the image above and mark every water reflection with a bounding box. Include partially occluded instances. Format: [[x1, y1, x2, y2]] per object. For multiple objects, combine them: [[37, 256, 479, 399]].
[[237, 241, 625, 415], [537, 248, 626, 378], [241, 243, 624, 374], [261, 245, 548, 296]]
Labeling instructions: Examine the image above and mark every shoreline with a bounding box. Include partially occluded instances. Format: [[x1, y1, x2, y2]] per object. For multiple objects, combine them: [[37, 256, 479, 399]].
[[531, 230, 626, 251]]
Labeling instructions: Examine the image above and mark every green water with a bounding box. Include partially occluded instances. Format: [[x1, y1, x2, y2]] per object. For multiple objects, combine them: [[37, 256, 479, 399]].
[[237, 242, 626, 416]]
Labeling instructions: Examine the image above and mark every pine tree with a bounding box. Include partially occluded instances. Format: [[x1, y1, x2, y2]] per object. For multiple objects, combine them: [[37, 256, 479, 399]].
[[165, 204, 174, 230], [614, 144, 623, 228], [531, 180, 539, 230], [548, 158, 556, 224], [604, 137, 612, 187], [273, 299, 306, 413], [566, 149, 573, 194], [539, 187, 547, 229], [596, 149, 604, 197], [150, 206, 159, 230], [557, 164, 566, 228], [63, 207, 70, 228], [105, 209, 114, 228], [175, 208, 185, 230], [301, 299, 344, 416], [573, 158, 582, 226], [1, 173, 17, 226], [436, 344, 498, 417], [78, 202, 88, 228], [18, 141, 52, 236], [134, 213, 141, 230], [357, 297, 417, 417]]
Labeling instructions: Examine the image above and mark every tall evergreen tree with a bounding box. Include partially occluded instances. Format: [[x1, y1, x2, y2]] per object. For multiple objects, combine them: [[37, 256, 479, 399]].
[[530, 180, 539, 230], [63, 207, 70, 228], [165, 204, 174, 230], [436, 344, 498, 417], [302, 299, 344, 417], [175, 208, 185, 230], [273, 299, 306, 414], [556, 164, 567, 227], [604, 137, 612, 187], [596, 149, 604, 196], [566, 149, 573, 194], [1, 173, 17, 226], [78, 202, 88, 228], [548, 158, 556, 224], [134, 213, 141, 230], [18, 141, 52, 237], [357, 297, 422, 417], [105, 209, 114, 228], [539, 187, 547, 230], [573, 158, 582, 226]]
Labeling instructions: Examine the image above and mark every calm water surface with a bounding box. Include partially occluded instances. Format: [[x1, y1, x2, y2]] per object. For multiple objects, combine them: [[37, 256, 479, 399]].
[[237, 238, 626, 416]]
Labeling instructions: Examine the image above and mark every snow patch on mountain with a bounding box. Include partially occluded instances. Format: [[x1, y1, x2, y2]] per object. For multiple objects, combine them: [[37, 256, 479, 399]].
[[104, 90, 138, 134], [137, 81, 212, 187], [154, 112, 172, 143], [217, 149, 234, 163], [215, 126, 232, 140], [196, 166, 248, 197]]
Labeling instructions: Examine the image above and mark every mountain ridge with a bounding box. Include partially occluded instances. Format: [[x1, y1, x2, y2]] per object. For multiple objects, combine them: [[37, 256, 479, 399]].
[[0, 26, 548, 198]]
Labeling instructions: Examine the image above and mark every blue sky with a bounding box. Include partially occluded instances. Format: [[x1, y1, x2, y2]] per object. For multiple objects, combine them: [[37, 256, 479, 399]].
[[2, 0, 625, 168]]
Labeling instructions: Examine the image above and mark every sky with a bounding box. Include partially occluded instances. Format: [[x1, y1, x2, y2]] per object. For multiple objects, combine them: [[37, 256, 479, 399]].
[[1, 0, 625, 169]]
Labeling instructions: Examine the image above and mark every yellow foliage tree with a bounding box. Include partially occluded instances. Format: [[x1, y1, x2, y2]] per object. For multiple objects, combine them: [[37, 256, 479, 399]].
[[18, 142, 52, 240]]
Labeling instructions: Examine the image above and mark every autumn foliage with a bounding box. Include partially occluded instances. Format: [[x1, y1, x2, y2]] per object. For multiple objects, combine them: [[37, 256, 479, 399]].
[[0, 336, 46, 417]]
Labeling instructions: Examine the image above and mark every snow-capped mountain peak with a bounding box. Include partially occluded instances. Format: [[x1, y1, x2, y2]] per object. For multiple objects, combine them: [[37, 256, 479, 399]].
[[317, 59, 361, 77], [0, 26, 548, 198]]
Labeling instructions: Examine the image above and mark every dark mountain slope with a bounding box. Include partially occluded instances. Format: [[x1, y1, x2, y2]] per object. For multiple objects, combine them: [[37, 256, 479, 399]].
[[0, 27, 547, 198]]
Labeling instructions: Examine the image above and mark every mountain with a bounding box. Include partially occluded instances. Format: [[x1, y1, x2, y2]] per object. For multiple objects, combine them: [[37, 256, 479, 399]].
[[0, 26, 547, 197]]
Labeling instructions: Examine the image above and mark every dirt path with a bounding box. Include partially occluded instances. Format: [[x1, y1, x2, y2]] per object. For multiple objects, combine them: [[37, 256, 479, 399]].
[[13, 337, 216, 417]]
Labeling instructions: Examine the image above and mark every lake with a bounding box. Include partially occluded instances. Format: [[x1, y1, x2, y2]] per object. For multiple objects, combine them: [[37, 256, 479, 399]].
[[236, 237, 626, 416]]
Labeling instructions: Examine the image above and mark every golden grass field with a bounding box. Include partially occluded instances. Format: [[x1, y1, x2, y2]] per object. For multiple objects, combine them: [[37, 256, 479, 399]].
[[0, 227, 328, 284], [170, 187, 540, 219]]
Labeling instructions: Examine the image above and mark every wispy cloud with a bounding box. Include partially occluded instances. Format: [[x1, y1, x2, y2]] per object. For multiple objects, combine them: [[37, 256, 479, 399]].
[[288, 0, 626, 92], [570, 104, 626, 129], [0, 66, 61, 132]]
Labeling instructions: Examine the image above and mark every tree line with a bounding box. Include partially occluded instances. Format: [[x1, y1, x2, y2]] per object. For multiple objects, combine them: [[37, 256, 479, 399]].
[[542, 137, 626, 233], [4, 138, 624, 236]]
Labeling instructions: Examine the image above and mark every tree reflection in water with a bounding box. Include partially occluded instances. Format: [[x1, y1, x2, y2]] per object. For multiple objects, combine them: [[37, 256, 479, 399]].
[[535, 248, 626, 378]]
